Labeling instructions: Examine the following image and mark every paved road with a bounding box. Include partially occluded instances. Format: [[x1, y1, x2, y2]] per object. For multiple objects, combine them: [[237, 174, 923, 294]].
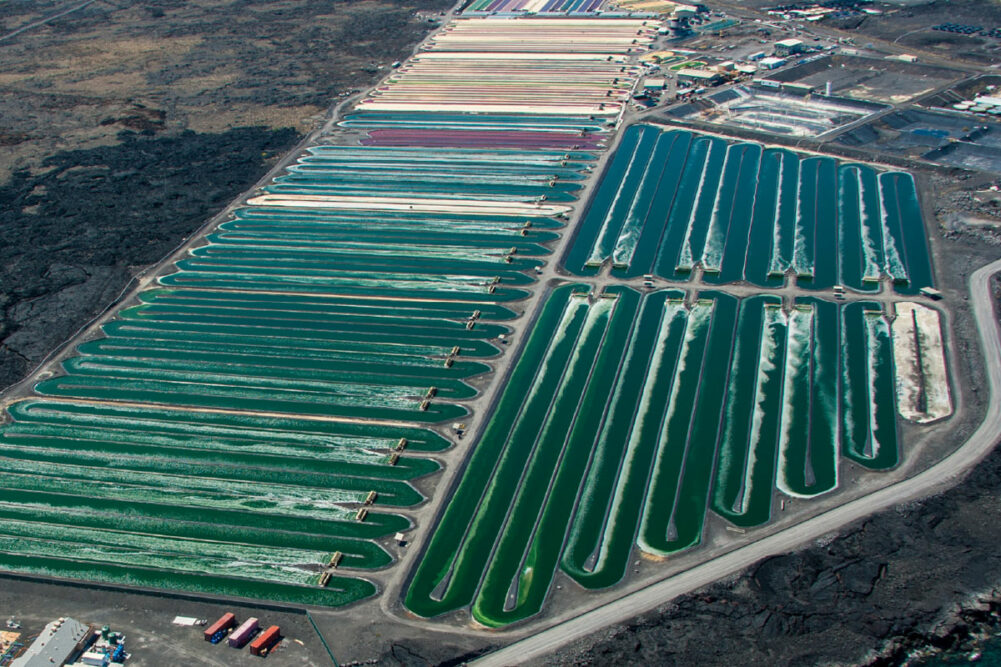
[[471, 258, 1001, 667]]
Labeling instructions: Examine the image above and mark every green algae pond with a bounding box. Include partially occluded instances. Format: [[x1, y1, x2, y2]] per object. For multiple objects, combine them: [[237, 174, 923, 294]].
[[0, 125, 602, 607], [269, 146, 592, 203], [405, 286, 907, 627], [565, 125, 935, 294], [0, 83, 945, 624]]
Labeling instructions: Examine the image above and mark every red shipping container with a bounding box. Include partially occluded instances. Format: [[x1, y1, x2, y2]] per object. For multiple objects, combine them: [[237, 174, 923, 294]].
[[249, 625, 280, 656], [203, 613, 236, 641]]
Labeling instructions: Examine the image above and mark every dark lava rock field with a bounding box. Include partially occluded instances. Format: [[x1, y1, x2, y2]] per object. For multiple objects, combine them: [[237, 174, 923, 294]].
[[0, 0, 452, 389], [0, 127, 298, 386]]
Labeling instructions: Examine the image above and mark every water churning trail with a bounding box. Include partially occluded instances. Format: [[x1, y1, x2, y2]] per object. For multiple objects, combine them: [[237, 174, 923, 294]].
[[565, 125, 934, 294]]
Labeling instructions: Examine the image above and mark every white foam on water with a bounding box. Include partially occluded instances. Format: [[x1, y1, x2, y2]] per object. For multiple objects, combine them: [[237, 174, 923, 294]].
[[700, 145, 737, 272], [500, 296, 616, 597], [587, 140, 646, 266], [776, 304, 814, 498], [611, 144, 663, 269], [637, 301, 711, 556], [528, 296, 614, 460], [242, 218, 529, 236], [737, 305, 784, 515], [14, 406, 396, 451], [877, 173, 909, 283], [764, 155, 788, 274], [854, 169, 883, 282], [791, 162, 811, 278], [305, 147, 579, 167], [678, 142, 723, 272], [810, 308, 840, 493], [3, 470, 362, 521], [213, 239, 509, 264], [580, 300, 688, 572], [455, 295, 593, 577], [0, 518, 332, 584], [841, 311, 859, 455], [171, 268, 497, 294], [92, 338, 450, 370], [7, 426, 385, 464], [2, 457, 364, 512], [864, 312, 891, 459], [522, 294, 591, 411], [64, 368, 424, 411]]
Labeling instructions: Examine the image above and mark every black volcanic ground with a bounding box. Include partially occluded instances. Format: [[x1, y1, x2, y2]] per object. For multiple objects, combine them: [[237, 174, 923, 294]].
[[0, 0, 451, 389]]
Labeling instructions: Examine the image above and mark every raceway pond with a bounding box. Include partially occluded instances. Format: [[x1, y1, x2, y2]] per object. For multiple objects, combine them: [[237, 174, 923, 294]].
[[406, 285, 945, 627], [465, 0, 606, 14], [0, 141, 599, 606], [0, 17, 657, 611], [566, 125, 935, 294]]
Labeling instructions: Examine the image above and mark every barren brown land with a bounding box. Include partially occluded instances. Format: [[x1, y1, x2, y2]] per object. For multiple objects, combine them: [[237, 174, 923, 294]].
[[0, 0, 451, 388]]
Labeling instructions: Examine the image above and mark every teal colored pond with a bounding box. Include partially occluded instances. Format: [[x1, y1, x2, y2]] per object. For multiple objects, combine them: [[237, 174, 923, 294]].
[[564, 125, 935, 295], [406, 287, 905, 627], [0, 118, 604, 607]]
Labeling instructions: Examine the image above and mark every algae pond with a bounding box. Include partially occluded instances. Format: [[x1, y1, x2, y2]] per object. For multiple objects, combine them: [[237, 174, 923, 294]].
[[0, 134, 604, 606], [405, 285, 948, 627], [565, 124, 935, 295], [0, 14, 959, 638]]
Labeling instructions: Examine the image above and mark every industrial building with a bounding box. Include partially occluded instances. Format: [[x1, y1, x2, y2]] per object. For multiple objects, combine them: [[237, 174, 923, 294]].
[[759, 56, 787, 70], [672, 3, 697, 18], [677, 68, 723, 85], [12, 618, 90, 667], [774, 38, 806, 56], [783, 82, 815, 95]]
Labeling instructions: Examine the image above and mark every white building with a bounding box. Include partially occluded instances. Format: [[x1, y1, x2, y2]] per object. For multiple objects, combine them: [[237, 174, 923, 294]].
[[12, 618, 90, 667], [759, 56, 787, 70], [774, 38, 805, 56], [673, 4, 697, 18]]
